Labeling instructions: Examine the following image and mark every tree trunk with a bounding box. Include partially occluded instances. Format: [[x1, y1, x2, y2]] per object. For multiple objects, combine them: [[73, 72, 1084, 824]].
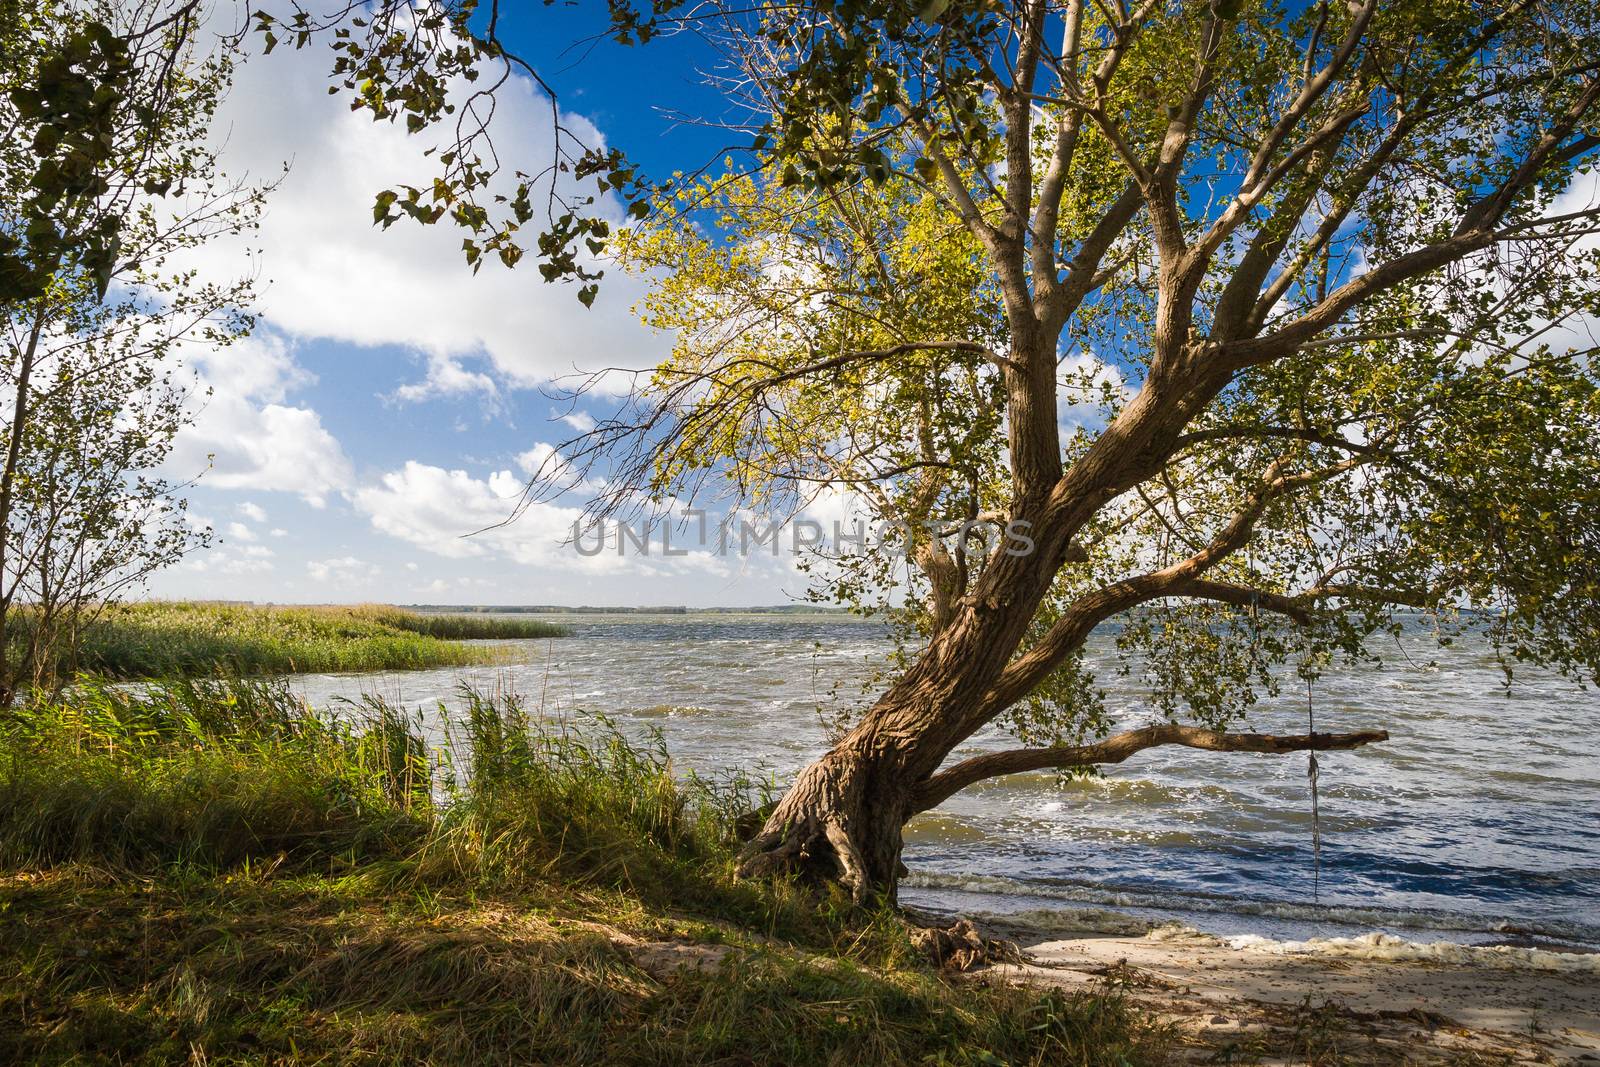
[[0, 311, 46, 708], [735, 505, 1391, 902], [738, 735, 912, 903], [739, 544, 1063, 901]]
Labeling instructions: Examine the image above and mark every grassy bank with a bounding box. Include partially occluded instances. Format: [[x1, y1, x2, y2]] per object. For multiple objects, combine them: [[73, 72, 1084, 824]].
[[46, 601, 567, 678], [0, 680, 1168, 1065]]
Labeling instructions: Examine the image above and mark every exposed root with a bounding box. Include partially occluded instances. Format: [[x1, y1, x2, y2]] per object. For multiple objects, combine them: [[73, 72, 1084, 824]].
[[735, 824, 808, 880], [732, 800, 778, 843], [911, 918, 1026, 973], [821, 818, 869, 905], [737, 815, 886, 908]]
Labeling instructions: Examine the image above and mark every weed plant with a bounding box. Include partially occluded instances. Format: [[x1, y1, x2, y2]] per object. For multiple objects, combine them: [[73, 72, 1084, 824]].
[[0, 679, 1168, 1065], [11, 601, 567, 680]]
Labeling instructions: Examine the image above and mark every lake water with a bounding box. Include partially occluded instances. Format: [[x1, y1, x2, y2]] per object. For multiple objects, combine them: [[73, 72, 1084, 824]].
[[289, 613, 1600, 950]]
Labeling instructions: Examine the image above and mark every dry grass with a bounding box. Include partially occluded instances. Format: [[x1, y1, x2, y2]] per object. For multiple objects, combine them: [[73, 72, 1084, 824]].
[[0, 679, 1173, 1065]]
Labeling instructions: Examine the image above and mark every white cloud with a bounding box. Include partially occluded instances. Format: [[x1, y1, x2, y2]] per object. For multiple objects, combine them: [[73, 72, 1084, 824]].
[[1525, 170, 1600, 358], [352, 460, 595, 567], [225, 521, 257, 542], [237, 501, 267, 522], [269, 527, 288, 538], [189, 22, 670, 396], [352, 459, 732, 580], [391, 354, 500, 405], [1057, 350, 1127, 432], [177, 535, 275, 576], [171, 333, 354, 506], [307, 556, 381, 583]]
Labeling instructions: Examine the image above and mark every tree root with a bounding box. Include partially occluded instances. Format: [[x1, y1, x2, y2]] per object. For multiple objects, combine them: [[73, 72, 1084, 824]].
[[737, 816, 874, 905], [910, 918, 1026, 973], [733, 800, 779, 843], [736, 824, 809, 880], [820, 818, 869, 905]]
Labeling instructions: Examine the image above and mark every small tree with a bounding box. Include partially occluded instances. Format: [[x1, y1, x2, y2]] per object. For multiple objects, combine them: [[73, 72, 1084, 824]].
[[548, 0, 1600, 901], [1, 0, 262, 700]]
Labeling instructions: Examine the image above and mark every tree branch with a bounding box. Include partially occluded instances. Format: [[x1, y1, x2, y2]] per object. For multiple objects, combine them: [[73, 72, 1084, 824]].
[[987, 453, 1366, 721], [914, 724, 1389, 811], [1225, 73, 1600, 369], [1176, 578, 1318, 624]]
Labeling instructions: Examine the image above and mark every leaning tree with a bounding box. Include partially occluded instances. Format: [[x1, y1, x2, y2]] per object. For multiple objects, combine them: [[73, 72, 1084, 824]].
[[274, 0, 1600, 902], [529, 0, 1600, 902]]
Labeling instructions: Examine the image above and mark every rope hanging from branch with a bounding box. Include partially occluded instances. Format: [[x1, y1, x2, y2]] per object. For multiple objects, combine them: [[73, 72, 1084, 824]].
[[1305, 665, 1321, 904]]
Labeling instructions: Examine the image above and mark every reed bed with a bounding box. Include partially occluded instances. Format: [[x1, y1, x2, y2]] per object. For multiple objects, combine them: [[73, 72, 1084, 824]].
[[34, 601, 567, 679], [0, 679, 1166, 1065]]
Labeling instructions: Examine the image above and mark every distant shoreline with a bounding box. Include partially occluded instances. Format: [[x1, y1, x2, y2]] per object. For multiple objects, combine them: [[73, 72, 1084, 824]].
[[402, 604, 853, 615]]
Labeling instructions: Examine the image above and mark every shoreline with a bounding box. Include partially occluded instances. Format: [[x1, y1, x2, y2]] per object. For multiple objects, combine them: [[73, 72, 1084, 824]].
[[967, 913, 1600, 1063]]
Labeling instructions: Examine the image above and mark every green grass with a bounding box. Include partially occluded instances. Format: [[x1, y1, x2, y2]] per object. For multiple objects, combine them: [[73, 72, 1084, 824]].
[[35, 601, 567, 679], [0, 679, 1171, 1065]]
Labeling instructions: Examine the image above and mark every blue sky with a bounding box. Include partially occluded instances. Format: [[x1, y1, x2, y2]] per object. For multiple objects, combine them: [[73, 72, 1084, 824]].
[[147, 12, 804, 607]]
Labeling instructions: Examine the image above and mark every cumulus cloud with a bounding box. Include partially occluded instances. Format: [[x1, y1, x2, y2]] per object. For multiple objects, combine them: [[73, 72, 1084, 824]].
[[353, 459, 732, 578], [176, 518, 276, 576], [237, 501, 267, 522], [306, 556, 381, 583], [189, 22, 669, 397], [353, 460, 590, 567], [391, 355, 501, 405], [171, 333, 354, 506]]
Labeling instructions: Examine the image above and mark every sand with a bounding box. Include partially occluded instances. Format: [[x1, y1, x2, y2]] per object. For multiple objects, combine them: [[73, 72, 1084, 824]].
[[989, 925, 1600, 1064]]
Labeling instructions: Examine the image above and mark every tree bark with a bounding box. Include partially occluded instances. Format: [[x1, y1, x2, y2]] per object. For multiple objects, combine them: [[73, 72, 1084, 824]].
[[913, 724, 1389, 812], [737, 522, 1087, 900]]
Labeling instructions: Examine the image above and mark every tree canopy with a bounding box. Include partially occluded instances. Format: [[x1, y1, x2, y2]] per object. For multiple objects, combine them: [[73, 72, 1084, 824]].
[[597, 0, 1600, 696], [546, 0, 1600, 897]]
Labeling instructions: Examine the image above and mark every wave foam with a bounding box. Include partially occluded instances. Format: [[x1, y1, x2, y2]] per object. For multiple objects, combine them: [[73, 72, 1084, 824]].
[[904, 869, 1600, 946], [1220, 931, 1600, 973]]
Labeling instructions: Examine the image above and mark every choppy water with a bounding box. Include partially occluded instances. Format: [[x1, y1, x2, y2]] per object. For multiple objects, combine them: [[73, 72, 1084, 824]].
[[288, 613, 1600, 949]]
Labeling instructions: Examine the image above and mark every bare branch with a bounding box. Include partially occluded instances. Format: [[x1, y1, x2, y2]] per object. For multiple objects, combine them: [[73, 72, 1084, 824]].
[[914, 724, 1390, 811]]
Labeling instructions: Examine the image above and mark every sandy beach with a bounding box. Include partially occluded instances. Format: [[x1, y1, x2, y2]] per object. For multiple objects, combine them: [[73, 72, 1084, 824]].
[[987, 925, 1600, 1064]]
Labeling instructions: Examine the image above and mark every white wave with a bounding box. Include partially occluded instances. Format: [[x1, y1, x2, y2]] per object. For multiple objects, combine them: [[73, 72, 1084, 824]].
[[1221, 931, 1600, 973], [904, 870, 1600, 945]]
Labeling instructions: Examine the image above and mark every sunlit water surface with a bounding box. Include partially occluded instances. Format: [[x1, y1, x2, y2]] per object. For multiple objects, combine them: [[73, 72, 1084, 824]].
[[288, 613, 1600, 948]]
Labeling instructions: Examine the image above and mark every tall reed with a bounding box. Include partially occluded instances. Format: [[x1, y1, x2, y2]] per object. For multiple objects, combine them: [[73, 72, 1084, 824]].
[[0, 679, 1167, 1066], [9, 601, 568, 681]]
